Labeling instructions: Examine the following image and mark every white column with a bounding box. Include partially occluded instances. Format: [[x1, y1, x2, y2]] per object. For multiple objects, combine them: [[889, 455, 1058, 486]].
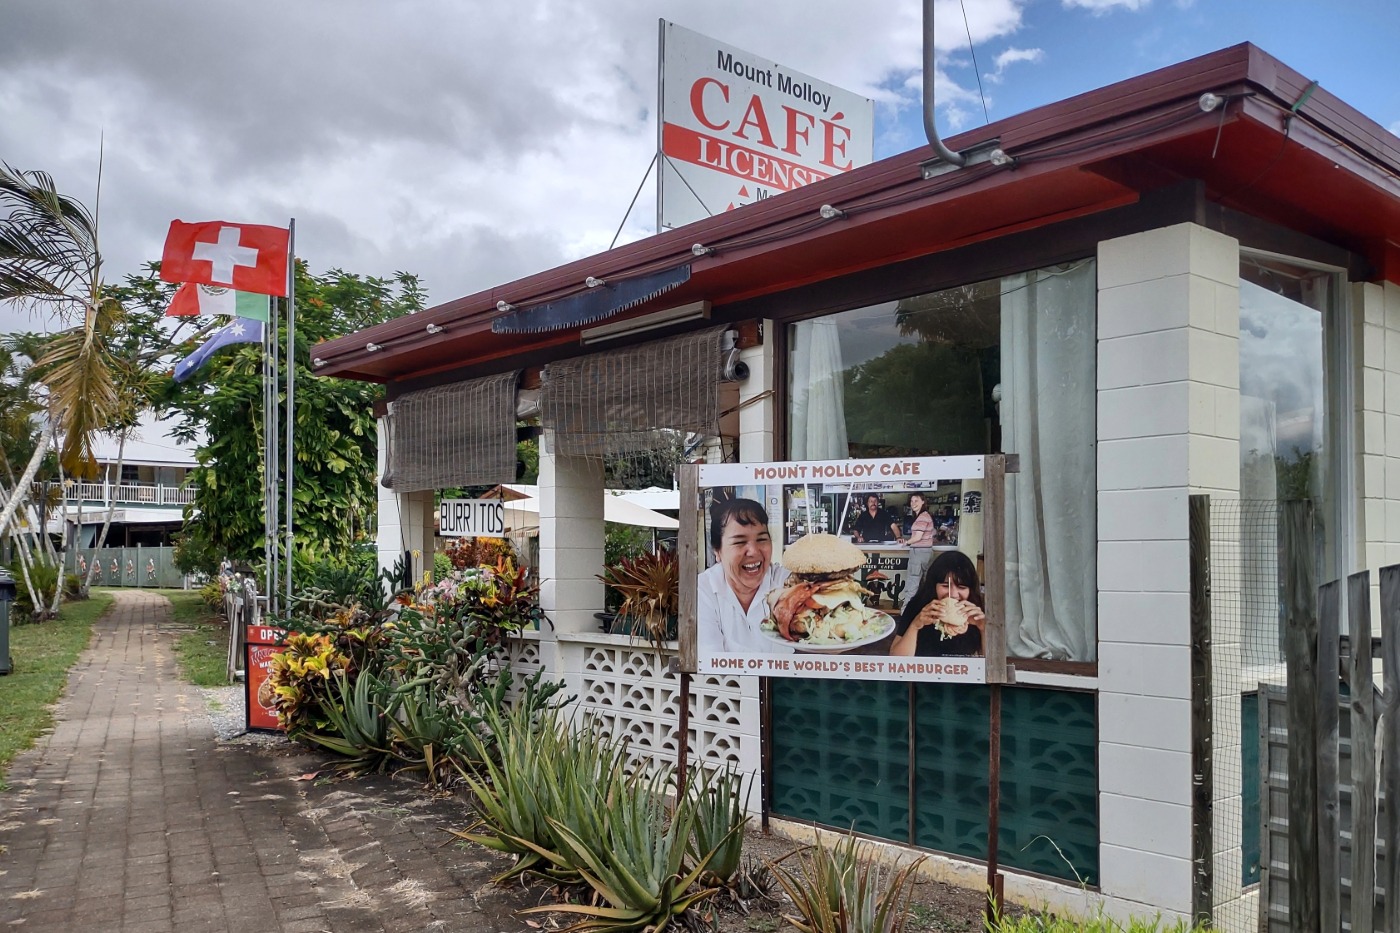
[[1355, 281, 1400, 600], [538, 432, 605, 637], [738, 324, 776, 462], [374, 416, 434, 586], [1095, 222, 1241, 921]]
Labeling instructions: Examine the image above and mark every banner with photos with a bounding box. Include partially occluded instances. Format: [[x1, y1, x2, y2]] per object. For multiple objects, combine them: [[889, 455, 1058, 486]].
[[683, 456, 1000, 683]]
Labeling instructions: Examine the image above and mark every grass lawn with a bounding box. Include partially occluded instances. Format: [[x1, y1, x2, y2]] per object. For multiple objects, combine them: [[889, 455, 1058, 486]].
[[0, 589, 115, 790], [161, 588, 232, 687]]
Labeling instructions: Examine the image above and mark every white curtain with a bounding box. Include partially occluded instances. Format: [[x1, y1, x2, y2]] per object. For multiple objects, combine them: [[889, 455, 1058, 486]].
[[1001, 263, 1097, 661], [789, 318, 849, 460]]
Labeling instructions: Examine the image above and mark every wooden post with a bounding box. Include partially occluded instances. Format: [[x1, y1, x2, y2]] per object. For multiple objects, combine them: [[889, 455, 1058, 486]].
[[1281, 500, 1320, 932], [982, 455, 1008, 684], [1346, 570, 1377, 933], [1316, 579, 1341, 933], [1188, 495, 1213, 924], [985, 683, 1003, 928], [677, 464, 699, 674], [676, 669, 691, 796], [1380, 565, 1400, 933]]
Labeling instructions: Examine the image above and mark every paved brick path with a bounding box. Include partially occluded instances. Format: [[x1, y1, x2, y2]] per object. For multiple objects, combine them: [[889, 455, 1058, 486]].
[[0, 590, 527, 932]]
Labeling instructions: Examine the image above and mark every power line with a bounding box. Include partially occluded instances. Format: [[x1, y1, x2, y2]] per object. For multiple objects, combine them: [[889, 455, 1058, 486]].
[[960, 0, 991, 125]]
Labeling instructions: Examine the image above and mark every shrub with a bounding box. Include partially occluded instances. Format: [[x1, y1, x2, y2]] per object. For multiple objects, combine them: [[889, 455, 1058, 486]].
[[444, 535, 515, 570], [199, 580, 223, 610], [8, 555, 61, 623], [432, 550, 451, 582], [171, 527, 221, 576], [266, 631, 355, 736]]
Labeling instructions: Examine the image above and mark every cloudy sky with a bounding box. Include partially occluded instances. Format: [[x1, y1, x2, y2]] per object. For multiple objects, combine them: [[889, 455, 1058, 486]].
[[2, 0, 1397, 335]]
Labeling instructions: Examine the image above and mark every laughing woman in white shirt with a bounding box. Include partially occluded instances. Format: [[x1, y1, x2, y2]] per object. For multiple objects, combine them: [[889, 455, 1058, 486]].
[[696, 498, 792, 656]]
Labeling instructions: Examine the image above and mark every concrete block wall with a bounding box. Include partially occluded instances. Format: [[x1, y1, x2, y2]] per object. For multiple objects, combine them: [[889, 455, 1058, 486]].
[[537, 432, 605, 636], [1355, 281, 1400, 601], [1095, 223, 1242, 922]]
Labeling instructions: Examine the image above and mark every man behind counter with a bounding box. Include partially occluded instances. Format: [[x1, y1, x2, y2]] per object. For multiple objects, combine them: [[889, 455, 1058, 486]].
[[851, 494, 903, 544]]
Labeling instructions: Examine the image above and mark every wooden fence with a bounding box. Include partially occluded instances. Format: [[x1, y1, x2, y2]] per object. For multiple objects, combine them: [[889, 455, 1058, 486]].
[[1263, 500, 1398, 932]]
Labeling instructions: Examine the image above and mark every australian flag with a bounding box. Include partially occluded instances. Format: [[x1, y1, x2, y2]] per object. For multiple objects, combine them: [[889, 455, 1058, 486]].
[[173, 318, 263, 383]]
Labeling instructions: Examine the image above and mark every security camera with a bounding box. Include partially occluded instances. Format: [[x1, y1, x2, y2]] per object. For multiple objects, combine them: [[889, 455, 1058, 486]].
[[722, 350, 749, 382]]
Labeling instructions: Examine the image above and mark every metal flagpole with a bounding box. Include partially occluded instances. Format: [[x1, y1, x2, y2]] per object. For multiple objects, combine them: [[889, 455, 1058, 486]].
[[263, 298, 274, 604], [269, 284, 281, 616], [284, 219, 296, 611]]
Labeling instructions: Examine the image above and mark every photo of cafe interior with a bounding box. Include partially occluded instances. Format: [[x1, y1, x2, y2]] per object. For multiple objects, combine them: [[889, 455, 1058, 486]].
[[782, 481, 983, 612]]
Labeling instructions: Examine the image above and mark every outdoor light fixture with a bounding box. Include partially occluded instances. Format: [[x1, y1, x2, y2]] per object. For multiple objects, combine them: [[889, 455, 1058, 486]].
[[988, 148, 1015, 167], [1199, 92, 1224, 113], [586, 276, 606, 288], [691, 243, 713, 256], [496, 300, 515, 313], [313, 357, 326, 368], [818, 204, 846, 220], [425, 323, 444, 335], [365, 342, 382, 352], [579, 300, 711, 345]]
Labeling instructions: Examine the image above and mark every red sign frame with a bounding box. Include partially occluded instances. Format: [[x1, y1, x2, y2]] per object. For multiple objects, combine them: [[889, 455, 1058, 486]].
[[245, 625, 287, 733]]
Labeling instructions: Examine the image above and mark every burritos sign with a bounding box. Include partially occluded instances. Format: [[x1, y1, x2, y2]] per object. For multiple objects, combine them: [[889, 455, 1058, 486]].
[[438, 499, 506, 538], [657, 20, 874, 230]]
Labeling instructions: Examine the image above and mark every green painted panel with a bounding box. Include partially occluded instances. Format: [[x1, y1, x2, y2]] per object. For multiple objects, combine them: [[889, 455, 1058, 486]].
[[914, 684, 1097, 884], [1241, 692, 1260, 885], [770, 679, 1098, 886], [770, 679, 910, 840]]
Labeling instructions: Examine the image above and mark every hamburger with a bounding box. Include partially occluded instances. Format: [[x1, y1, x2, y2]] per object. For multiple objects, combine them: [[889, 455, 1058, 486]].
[[764, 534, 887, 644], [931, 596, 972, 638]]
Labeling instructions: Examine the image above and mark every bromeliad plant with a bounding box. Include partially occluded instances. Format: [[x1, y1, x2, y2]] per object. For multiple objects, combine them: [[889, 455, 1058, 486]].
[[597, 549, 679, 648]]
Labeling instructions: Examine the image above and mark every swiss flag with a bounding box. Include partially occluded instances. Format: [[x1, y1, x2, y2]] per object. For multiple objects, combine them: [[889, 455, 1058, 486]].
[[160, 220, 290, 297]]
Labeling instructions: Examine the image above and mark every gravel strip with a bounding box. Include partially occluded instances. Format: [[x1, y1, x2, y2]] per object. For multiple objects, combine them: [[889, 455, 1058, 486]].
[[199, 681, 285, 745]]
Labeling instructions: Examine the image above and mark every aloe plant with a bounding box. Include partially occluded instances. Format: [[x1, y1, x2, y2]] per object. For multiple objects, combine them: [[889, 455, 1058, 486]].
[[302, 669, 393, 772], [521, 766, 726, 933], [686, 763, 749, 886], [453, 701, 571, 882], [770, 832, 926, 933]]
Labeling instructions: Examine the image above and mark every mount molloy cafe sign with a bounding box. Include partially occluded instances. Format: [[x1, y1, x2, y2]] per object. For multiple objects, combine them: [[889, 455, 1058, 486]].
[[657, 20, 874, 230]]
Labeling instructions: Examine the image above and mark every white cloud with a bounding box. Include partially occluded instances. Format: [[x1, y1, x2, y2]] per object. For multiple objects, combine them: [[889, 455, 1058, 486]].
[[1389, 120, 1400, 138], [1061, 0, 1151, 13], [0, 0, 1038, 315], [984, 47, 1045, 84]]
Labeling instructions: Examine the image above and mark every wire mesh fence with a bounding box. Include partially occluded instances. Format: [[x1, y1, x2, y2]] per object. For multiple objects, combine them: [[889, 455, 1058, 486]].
[[1206, 497, 1291, 933]]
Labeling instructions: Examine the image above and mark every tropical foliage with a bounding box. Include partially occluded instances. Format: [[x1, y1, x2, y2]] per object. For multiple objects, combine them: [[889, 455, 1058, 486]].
[[265, 554, 562, 783], [597, 549, 679, 646], [120, 262, 427, 569]]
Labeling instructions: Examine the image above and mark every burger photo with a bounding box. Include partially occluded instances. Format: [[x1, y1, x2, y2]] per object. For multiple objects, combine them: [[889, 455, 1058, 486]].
[[762, 534, 894, 649]]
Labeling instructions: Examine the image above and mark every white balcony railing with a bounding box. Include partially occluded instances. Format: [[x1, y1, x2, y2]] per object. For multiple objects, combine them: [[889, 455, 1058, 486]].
[[62, 482, 197, 507]]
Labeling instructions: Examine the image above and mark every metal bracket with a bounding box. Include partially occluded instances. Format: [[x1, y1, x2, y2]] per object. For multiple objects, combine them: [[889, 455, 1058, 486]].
[[921, 139, 1005, 180]]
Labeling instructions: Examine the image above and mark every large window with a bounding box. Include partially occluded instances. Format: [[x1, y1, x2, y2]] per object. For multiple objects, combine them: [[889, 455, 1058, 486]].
[[1237, 253, 1349, 663], [787, 260, 1097, 661]]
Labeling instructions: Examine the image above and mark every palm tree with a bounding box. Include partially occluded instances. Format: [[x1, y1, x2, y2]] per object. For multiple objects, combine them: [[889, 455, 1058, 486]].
[[0, 163, 123, 579]]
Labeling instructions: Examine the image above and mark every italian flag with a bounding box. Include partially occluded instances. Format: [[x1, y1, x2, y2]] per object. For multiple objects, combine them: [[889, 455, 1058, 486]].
[[165, 282, 269, 321]]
